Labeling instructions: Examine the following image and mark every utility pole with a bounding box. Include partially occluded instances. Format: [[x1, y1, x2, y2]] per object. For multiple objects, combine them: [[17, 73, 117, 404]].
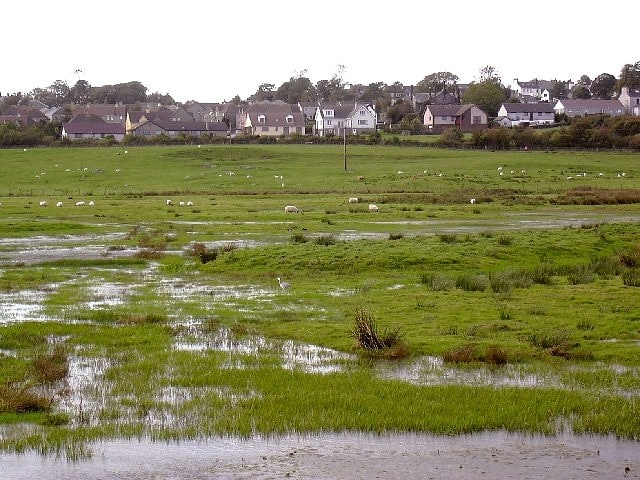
[[343, 121, 347, 171]]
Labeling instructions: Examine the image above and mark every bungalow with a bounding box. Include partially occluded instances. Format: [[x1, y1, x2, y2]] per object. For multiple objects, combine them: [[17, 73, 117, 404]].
[[423, 104, 487, 133], [238, 102, 305, 136], [131, 119, 228, 138], [62, 114, 126, 141], [53, 103, 127, 124], [553, 99, 625, 118], [497, 103, 555, 126]]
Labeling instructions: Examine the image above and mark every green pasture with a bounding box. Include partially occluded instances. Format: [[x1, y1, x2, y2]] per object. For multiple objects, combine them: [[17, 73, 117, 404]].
[[0, 145, 639, 457]]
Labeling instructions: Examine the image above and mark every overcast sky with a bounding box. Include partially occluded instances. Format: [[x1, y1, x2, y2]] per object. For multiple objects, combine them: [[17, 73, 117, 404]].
[[3, 1, 635, 103]]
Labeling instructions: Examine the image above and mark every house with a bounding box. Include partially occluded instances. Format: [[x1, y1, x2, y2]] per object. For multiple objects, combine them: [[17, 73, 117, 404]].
[[61, 114, 126, 141], [1, 106, 49, 126], [497, 103, 555, 126], [131, 118, 228, 138], [511, 79, 558, 102], [314, 104, 353, 136], [347, 103, 377, 134], [237, 102, 305, 136], [553, 99, 625, 118], [423, 104, 487, 133], [618, 87, 640, 114]]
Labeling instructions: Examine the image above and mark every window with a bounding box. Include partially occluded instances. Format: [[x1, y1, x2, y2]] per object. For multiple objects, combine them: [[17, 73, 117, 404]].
[[359, 110, 366, 115], [286, 115, 293, 123], [358, 120, 367, 125], [324, 109, 334, 117], [258, 115, 266, 123], [472, 115, 481, 124], [326, 120, 332, 126], [261, 126, 268, 132]]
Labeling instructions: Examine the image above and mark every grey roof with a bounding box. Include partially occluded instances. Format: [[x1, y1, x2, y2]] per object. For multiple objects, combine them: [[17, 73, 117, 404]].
[[425, 104, 477, 116], [502, 103, 554, 113]]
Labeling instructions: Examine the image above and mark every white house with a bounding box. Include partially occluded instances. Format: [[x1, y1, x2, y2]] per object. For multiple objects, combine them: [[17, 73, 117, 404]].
[[314, 104, 353, 136], [347, 103, 377, 134], [618, 87, 640, 115], [497, 103, 555, 126]]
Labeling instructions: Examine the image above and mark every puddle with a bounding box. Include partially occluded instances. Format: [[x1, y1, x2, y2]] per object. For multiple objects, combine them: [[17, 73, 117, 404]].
[[1, 431, 638, 479], [0, 289, 48, 324]]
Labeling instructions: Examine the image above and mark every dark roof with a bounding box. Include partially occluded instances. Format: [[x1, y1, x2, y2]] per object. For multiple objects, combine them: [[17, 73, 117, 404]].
[[425, 104, 477, 116], [63, 114, 125, 134], [138, 119, 228, 133]]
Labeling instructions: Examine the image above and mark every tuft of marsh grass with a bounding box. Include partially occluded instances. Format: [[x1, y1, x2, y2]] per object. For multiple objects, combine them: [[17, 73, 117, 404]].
[[455, 273, 489, 292], [420, 273, 455, 291], [576, 319, 595, 331], [567, 265, 596, 285], [527, 328, 570, 350], [314, 234, 337, 246], [290, 233, 308, 244], [388, 232, 404, 240], [622, 268, 640, 287], [443, 343, 477, 363], [350, 308, 407, 358], [438, 233, 458, 244]]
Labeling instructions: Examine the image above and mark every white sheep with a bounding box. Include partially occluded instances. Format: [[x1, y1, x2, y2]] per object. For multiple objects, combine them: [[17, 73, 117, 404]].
[[348, 197, 359, 203], [369, 204, 379, 212], [470, 198, 476, 205], [284, 205, 299, 213], [186, 201, 193, 206], [179, 201, 185, 207], [88, 200, 95, 206], [166, 199, 173, 206], [56, 201, 63, 207], [39, 200, 47, 207], [75, 201, 85, 206]]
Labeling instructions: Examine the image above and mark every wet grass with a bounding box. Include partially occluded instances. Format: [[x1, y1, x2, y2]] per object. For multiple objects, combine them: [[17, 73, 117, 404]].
[[0, 145, 639, 456]]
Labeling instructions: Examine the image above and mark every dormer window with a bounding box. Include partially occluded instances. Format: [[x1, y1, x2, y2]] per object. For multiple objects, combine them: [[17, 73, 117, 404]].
[[258, 114, 266, 123], [324, 109, 334, 117], [286, 115, 293, 123]]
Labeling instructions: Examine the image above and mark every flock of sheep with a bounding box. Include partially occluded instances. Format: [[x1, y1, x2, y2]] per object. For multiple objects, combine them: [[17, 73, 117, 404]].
[[284, 197, 379, 214], [38, 200, 95, 207]]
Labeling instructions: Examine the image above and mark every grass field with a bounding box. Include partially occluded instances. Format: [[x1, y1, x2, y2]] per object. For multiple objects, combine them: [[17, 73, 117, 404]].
[[0, 145, 638, 457]]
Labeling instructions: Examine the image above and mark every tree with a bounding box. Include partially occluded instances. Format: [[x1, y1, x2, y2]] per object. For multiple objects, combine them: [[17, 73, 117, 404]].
[[572, 85, 591, 99], [550, 81, 569, 101], [477, 65, 501, 84], [70, 79, 91, 104], [577, 75, 591, 86], [590, 73, 616, 99], [275, 76, 315, 104], [461, 81, 508, 117], [250, 83, 275, 102], [386, 100, 415, 124], [416, 72, 459, 93], [618, 61, 640, 90], [48, 80, 70, 106], [147, 92, 175, 105]]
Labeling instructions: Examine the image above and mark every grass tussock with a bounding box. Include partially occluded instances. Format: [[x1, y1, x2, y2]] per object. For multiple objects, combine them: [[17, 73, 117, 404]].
[[0, 384, 51, 413], [622, 268, 640, 287], [31, 344, 69, 385], [350, 308, 407, 359]]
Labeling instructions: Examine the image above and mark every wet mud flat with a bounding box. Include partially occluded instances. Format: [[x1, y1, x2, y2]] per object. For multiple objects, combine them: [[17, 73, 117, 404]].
[[2, 431, 638, 480]]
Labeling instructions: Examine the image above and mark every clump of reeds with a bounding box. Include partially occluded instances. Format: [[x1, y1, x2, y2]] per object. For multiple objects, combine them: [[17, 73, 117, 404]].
[[420, 273, 455, 291], [455, 273, 489, 292], [350, 308, 407, 358], [388, 232, 404, 240], [0, 384, 51, 413], [314, 234, 336, 246], [290, 233, 308, 244], [622, 268, 640, 287], [32, 344, 68, 386]]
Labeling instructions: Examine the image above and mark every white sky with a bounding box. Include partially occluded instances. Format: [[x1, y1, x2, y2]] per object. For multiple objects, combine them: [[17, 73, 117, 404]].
[[2, 1, 635, 103]]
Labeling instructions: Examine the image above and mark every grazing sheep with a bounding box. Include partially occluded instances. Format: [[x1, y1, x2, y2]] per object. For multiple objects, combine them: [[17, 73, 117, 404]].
[[470, 198, 476, 205], [369, 204, 379, 212], [166, 199, 173, 206], [284, 205, 299, 213], [56, 201, 63, 207], [187, 201, 193, 206], [39, 201, 47, 207], [179, 201, 185, 207], [357, 175, 365, 180], [75, 201, 85, 206], [348, 197, 359, 203], [88, 200, 95, 206]]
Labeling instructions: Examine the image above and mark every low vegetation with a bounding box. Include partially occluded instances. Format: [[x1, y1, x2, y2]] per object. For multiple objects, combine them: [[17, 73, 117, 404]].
[[0, 144, 638, 457]]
